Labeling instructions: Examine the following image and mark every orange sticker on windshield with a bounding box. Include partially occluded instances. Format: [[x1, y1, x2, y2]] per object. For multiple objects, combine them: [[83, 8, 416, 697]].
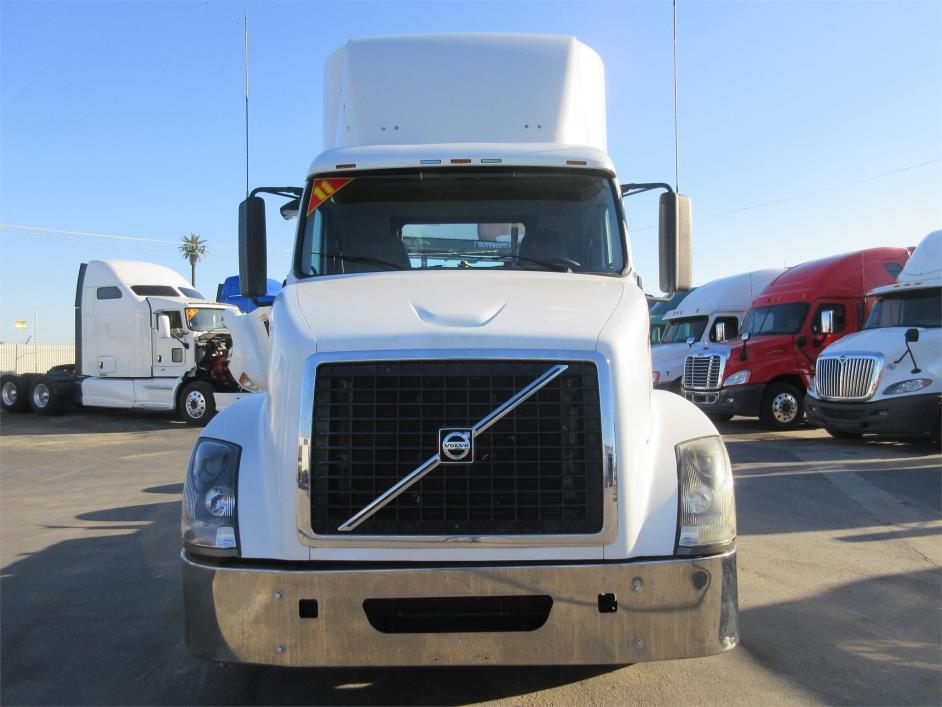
[[307, 178, 352, 216]]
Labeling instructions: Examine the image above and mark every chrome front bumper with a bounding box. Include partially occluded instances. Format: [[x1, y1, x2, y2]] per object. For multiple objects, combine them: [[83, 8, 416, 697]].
[[183, 549, 738, 667]]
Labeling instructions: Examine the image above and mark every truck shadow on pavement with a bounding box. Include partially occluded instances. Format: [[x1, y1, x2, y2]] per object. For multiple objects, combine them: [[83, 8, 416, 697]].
[[0, 408, 188, 436]]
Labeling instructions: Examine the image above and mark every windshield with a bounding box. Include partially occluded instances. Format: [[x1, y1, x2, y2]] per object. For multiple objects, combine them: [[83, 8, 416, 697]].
[[185, 308, 227, 332], [865, 289, 941, 329], [298, 170, 625, 276], [659, 316, 709, 344], [741, 303, 809, 336]]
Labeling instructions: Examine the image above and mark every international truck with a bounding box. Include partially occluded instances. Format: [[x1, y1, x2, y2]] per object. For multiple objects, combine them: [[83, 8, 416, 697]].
[[181, 34, 739, 668], [682, 247, 910, 429], [806, 230, 940, 442], [652, 268, 783, 396], [648, 288, 693, 344], [0, 260, 247, 425]]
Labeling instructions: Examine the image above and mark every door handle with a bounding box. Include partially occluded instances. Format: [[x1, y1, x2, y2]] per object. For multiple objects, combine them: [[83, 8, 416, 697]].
[[157, 354, 163, 363]]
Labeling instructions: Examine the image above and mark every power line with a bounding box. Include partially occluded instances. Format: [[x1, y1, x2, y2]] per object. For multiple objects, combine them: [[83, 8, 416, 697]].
[[629, 157, 942, 231], [0, 223, 235, 249], [672, 0, 680, 193]]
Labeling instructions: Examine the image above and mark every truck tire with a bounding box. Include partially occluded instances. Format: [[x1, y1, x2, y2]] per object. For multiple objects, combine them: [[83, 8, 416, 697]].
[[28, 376, 63, 415], [759, 382, 804, 430], [1, 375, 30, 412], [179, 381, 216, 426], [825, 428, 863, 440]]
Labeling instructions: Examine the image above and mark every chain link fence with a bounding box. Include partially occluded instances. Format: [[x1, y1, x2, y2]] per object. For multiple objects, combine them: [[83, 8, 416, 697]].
[[0, 344, 75, 374]]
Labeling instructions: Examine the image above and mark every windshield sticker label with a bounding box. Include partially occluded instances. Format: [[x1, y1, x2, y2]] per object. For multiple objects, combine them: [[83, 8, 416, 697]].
[[307, 178, 352, 216]]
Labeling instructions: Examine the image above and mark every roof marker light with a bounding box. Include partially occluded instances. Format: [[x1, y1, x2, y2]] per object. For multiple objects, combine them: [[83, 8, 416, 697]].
[[566, 160, 588, 166], [335, 163, 356, 170], [419, 159, 441, 165], [481, 158, 502, 164], [451, 158, 472, 164]]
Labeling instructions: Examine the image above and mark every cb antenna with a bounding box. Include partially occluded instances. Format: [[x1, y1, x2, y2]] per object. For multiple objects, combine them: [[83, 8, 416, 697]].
[[243, 11, 250, 199], [672, 0, 680, 193]]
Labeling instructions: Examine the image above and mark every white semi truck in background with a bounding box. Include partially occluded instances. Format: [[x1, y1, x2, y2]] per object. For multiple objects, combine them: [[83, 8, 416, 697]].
[[652, 268, 784, 396], [0, 260, 247, 425], [807, 230, 941, 442], [182, 34, 739, 667]]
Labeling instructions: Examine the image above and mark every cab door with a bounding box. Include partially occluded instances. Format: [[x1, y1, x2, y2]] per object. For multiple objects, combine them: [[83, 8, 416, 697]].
[[152, 309, 187, 377]]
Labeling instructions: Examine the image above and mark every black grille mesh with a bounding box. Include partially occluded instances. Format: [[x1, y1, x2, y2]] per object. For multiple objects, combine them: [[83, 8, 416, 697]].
[[310, 360, 604, 535]]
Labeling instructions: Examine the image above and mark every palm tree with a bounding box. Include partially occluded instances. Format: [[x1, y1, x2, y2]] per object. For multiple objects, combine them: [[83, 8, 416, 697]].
[[178, 233, 208, 286]]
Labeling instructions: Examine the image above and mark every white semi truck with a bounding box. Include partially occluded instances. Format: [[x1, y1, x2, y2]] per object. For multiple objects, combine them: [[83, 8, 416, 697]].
[[652, 268, 783, 396], [182, 34, 739, 667], [807, 230, 941, 442], [0, 260, 247, 425]]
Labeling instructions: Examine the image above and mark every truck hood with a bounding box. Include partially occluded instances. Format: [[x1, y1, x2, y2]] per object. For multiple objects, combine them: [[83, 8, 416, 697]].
[[819, 327, 941, 362], [651, 342, 697, 380], [293, 271, 626, 353]]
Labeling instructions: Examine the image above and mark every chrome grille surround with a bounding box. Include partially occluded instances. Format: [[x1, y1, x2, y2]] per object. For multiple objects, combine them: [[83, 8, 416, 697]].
[[814, 353, 884, 401], [683, 353, 727, 391], [296, 349, 618, 548]]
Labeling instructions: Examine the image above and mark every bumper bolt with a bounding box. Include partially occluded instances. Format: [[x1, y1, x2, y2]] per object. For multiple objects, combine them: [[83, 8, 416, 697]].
[[276, 643, 287, 654], [632, 579, 643, 593], [634, 638, 645, 651], [274, 590, 284, 600]]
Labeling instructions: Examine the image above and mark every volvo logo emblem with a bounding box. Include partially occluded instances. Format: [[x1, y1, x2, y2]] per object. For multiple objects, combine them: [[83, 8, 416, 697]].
[[439, 429, 473, 463]]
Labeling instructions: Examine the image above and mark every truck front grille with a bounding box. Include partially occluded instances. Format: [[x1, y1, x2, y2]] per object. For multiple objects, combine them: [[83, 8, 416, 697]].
[[309, 360, 604, 535], [684, 354, 723, 391], [815, 355, 882, 400]]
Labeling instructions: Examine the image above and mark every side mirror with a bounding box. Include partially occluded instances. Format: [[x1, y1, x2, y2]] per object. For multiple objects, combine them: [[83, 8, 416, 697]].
[[658, 192, 692, 293], [905, 328, 920, 343], [157, 314, 171, 340], [820, 309, 834, 335], [279, 198, 300, 221], [741, 332, 751, 342], [239, 196, 268, 298], [686, 336, 696, 346], [714, 322, 727, 342]]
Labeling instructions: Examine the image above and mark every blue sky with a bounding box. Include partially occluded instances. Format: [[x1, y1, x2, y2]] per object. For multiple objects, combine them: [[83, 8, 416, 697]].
[[2, 0, 940, 343]]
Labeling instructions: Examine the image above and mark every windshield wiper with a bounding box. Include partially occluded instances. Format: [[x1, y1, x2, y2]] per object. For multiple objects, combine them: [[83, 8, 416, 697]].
[[409, 250, 571, 273], [311, 252, 405, 272], [492, 254, 570, 272]]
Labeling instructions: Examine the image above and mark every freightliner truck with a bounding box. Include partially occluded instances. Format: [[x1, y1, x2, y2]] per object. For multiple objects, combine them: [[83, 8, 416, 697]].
[[182, 34, 739, 667], [807, 230, 941, 442], [0, 260, 246, 425]]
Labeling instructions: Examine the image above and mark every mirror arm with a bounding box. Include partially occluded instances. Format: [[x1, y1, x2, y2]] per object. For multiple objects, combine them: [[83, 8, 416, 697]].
[[250, 186, 303, 200], [620, 182, 674, 198]]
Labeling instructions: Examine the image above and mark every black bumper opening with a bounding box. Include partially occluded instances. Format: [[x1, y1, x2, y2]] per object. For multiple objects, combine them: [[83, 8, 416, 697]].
[[362, 594, 553, 633]]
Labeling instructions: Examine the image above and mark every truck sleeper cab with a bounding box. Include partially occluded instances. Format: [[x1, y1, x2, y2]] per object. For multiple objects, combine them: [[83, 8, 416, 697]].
[[0, 260, 247, 425], [682, 248, 911, 429], [806, 230, 941, 441], [652, 269, 783, 397], [181, 34, 738, 668]]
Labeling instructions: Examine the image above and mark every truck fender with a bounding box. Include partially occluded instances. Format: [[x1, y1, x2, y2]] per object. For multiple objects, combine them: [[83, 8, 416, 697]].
[[630, 390, 726, 556], [197, 392, 308, 560]]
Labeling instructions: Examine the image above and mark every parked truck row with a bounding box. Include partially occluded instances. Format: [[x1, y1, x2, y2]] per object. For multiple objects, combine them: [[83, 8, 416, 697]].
[[656, 232, 939, 441]]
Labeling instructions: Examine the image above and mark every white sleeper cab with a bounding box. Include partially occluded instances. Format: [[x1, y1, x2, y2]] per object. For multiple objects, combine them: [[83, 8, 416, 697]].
[[652, 268, 783, 395], [181, 34, 739, 667], [807, 230, 941, 442], [0, 260, 248, 425]]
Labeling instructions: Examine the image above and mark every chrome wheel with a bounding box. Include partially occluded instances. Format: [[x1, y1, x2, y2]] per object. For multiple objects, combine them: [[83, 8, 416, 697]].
[[32, 382, 51, 409], [186, 390, 207, 419], [2, 381, 17, 407], [771, 391, 799, 424]]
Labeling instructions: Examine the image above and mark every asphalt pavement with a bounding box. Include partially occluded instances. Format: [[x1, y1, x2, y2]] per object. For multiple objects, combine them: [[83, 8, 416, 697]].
[[1, 409, 939, 705]]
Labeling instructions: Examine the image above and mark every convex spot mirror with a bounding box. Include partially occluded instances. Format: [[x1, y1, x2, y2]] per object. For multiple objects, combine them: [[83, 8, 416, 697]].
[[741, 332, 751, 342], [157, 315, 172, 340], [906, 328, 920, 343], [280, 198, 300, 220]]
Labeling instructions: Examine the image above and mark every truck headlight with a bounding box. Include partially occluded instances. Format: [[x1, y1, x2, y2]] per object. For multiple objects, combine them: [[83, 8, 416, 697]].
[[182, 438, 240, 556], [883, 378, 932, 395], [723, 370, 749, 387], [676, 436, 736, 554]]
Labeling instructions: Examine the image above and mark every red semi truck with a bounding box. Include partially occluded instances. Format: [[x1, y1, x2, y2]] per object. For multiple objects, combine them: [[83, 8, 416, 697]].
[[682, 247, 911, 429]]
